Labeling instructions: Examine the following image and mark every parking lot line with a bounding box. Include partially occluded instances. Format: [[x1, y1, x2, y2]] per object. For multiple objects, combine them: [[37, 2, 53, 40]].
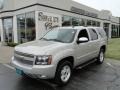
[[106, 62, 114, 68], [3, 64, 15, 70]]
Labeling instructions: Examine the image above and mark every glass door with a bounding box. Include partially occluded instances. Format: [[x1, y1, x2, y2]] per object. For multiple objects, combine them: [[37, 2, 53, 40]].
[[104, 23, 109, 37], [3, 18, 13, 43]]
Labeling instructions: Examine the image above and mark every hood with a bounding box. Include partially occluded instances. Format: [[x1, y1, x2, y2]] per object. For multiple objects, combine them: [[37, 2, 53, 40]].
[[15, 40, 67, 55]]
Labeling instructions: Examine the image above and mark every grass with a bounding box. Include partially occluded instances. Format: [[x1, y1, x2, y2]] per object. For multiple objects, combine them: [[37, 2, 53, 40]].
[[106, 38, 120, 60], [7, 42, 19, 47]]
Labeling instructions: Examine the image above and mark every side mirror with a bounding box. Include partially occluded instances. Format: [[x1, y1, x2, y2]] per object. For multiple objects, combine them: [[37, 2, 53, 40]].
[[77, 37, 88, 44]]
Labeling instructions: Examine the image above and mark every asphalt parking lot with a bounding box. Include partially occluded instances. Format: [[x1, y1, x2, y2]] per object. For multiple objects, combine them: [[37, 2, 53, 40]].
[[1, 59, 120, 90]]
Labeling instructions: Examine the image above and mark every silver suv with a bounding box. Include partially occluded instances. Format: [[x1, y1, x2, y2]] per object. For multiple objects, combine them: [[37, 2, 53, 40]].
[[12, 26, 107, 85]]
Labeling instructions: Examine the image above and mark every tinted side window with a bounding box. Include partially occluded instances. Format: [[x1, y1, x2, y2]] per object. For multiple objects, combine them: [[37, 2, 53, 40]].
[[98, 28, 106, 38], [89, 29, 98, 40], [78, 29, 89, 40]]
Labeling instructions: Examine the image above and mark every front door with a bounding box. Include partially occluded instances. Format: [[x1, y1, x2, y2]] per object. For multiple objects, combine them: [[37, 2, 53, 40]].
[[3, 17, 13, 43], [75, 29, 91, 65]]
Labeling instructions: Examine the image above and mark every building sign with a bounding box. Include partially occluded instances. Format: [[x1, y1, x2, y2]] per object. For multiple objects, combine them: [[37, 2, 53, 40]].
[[71, 7, 98, 18], [38, 12, 61, 30], [37, 11, 62, 38], [0, 0, 4, 9]]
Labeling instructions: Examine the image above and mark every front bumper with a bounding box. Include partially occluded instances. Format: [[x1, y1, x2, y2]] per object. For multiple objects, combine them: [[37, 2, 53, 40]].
[[11, 57, 56, 79]]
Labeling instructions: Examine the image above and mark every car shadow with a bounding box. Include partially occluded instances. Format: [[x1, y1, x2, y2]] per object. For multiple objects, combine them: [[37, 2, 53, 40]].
[[15, 62, 104, 90], [15, 77, 56, 90]]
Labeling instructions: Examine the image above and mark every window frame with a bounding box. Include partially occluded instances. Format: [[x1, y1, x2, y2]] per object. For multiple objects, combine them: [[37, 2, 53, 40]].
[[88, 28, 98, 41], [97, 28, 106, 38], [77, 29, 90, 42]]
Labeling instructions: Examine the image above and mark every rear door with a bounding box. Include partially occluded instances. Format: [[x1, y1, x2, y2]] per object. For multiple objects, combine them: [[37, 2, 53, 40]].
[[87, 28, 100, 58]]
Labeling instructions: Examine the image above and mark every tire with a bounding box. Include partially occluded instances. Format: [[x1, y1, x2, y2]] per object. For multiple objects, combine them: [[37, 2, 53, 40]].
[[54, 61, 73, 86], [96, 49, 105, 64]]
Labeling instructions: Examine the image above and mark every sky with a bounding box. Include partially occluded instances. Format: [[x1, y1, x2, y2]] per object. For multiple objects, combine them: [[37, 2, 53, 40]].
[[73, 0, 120, 17]]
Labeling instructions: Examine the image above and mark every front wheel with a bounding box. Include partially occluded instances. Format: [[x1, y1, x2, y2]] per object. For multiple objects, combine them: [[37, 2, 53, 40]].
[[96, 49, 105, 64], [54, 61, 72, 86]]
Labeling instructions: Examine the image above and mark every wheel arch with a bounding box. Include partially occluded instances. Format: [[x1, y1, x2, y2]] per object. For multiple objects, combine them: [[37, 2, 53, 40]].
[[57, 56, 74, 69], [100, 45, 106, 53]]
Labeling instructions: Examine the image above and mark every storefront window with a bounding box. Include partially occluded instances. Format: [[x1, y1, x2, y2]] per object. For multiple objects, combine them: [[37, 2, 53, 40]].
[[92, 21, 96, 26], [79, 18, 85, 26], [17, 12, 35, 43], [111, 25, 119, 38], [115, 25, 118, 37], [97, 22, 100, 27], [104, 23, 109, 37], [116, 25, 119, 37], [62, 16, 72, 26], [72, 17, 79, 26], [17, 14, 25, 43], [112, 25, 116, 37], [3, 18, 13, 43], [87, 20, 92, 26], [26, 12, 35, 42], [119, 25, 120, 37]]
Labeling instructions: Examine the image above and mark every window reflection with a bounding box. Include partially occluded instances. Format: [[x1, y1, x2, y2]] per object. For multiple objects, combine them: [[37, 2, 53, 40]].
[[87, 20, 92, 26], [17, 14, 25, 43], [26, 12, 35, 42], [62, 16, 72, 26], [62, 15, 100, 27], [97, 22, 100, 27], [112, 24, 119, 38], [104, 23, 109, 37], [79, 19, 86, 26], [92, 21, 96, 26], [72, 17, 79, 26], [17, 12, 35, 43], [3, 18, 13, 43]]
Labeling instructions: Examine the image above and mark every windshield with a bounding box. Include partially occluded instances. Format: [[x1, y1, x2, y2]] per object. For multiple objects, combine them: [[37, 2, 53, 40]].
[[41, 29, 77, 43]]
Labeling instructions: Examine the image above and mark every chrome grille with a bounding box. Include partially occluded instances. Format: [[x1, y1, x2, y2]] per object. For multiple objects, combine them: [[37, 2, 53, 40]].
[[14, 56, 33, 65], [14, 51, 35, 66]]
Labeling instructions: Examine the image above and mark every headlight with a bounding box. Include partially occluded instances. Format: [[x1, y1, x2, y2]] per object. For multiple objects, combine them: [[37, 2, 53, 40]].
[[35, 55, 52, 65]]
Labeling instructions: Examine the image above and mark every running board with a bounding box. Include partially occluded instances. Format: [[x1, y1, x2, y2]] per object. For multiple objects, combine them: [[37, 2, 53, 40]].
[[75, 59, 97, 69]]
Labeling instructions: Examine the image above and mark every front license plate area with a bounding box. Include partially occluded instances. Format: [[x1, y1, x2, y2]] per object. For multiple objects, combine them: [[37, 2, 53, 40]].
[[16, 68, 24, 75]]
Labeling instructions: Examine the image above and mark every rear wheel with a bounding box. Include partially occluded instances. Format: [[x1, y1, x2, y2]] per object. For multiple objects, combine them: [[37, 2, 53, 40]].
[[96, 49, 105, 64], [54, 61, 72, 86]]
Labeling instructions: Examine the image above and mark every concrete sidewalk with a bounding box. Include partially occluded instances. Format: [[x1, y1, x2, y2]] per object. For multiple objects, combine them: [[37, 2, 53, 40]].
[[0, 44, 14, 63]]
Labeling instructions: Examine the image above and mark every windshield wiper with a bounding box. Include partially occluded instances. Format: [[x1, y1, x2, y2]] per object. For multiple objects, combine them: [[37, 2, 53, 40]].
[[41, 38, 64, 43], [47, 39, 64, 43], [41, 38, 49, 41]]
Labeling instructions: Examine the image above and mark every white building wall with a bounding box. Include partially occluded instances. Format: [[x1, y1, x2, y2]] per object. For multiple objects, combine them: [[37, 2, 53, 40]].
[[109, 24, 112, 38], [0, 19, 1, 41], [72, 1, 100, 15], [37, 0, 71, 10], [14, 0, 37, 9], [99, 10, 111, 20], [111, 16, 119, 23], [35, 11, 39, 40], [0, 0, 15, 12], [13, 16, 18, 43], [0, 19, 3, 42]]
